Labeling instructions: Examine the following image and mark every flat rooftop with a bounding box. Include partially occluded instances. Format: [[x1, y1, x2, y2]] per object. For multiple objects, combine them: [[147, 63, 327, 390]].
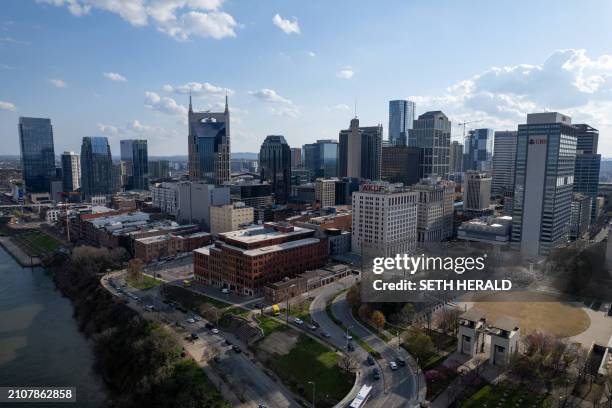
[[219, 224, 312, 245]]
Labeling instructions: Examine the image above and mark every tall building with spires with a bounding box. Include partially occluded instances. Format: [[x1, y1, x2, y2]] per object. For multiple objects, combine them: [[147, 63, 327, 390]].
[[188, 94, 231, 185]]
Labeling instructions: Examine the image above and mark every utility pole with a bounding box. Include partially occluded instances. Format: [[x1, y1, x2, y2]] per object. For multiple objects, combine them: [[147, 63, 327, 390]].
[[308, 381, 316, 408]]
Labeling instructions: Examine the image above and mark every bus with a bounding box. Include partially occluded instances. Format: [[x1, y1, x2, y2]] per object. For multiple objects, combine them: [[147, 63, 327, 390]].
[[349, 384, 372, 408]]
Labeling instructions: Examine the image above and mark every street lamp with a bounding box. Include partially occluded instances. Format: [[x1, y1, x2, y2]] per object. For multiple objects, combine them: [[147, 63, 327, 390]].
[[308, 381, 315, 408]]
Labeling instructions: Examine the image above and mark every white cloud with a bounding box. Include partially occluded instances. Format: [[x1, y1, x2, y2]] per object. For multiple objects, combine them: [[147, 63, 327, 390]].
[[0, 36, 30, 45], [336, 67, 354, 79], [98, 119, 179, 142], [163, 81, 233, 96], [248, 88, 292, 105], [103, 72, 127, 82], [144, 91, 187, 115], [307, 51, 316, 57], [36, 0, 237, 40], [272, 14, 300, 35], [49, 78, 67, 88], [0, 101, 16, 111], [269, 105, 299, 118], [410, 49, 612, 149]]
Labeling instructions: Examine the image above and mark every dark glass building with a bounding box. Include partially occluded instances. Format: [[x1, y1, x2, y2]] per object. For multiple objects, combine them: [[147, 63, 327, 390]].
[[463, 128, 493, 172], [188, 96, 230, 185], [381, 146, 420, 186], [259, 135, 291, 204], [18, 117, 56, 194], [408, 111, 451, 179], [80, 136, 113, 199], [388, 100, 415, 146], [302, 139, 339, 179], [573, 124, 600, 222], [338, 117, 382, 180], [120, 139, 149, 190]]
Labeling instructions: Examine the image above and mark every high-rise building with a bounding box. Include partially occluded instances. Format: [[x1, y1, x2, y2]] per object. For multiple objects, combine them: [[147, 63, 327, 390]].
[[573, 124, 601, 223], [188, 95, 230, 185], [18, 117, 56, 194], [230, 181, 274, 209], [569, 193, 591, 241], [338, 117, 382, 180], [149, 160, 170, 179], [511, 112, 577, 257], [80, 136, 113, 200], [290, 147, 302, 168], [411, 176, 455, 241], [388, 100, 416, 146], [408, 111, 451, 179], [449, 141, 464, 174], [120, 139, 149, 190], [352, 183, 418, 256], [491, 131, 518, 197], [61, 151, 80, 192], [381, 146, 420, 186], [464, 128, 494, 172], [464, 171, 492, 211], [177, 181, 231, 231], [314, 178, 336, 208], [303, 139, 339, 179], [259, 135, 291, 204]]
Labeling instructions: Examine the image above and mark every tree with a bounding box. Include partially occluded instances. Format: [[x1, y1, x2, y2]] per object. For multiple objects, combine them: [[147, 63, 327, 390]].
[[400, 303, 415, 325], [370, 310, 386, 329], [346, 283, 361, 308], [127, 258, 144, 284], [403, 327, 435, 363], [435, 308, 461, 335], [358, 304, 372, 321], [339, 355, 359, 373]]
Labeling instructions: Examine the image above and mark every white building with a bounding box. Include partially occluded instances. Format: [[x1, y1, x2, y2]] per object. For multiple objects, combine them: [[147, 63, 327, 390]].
[[410, 176, 455, 242], [152, 182, 180, 215], [464, 171, 492, 211], [46, 208, 62, 224], [351, 183, 418, 257], [315, 178, 337, 208], [210, 202, 254, 234]]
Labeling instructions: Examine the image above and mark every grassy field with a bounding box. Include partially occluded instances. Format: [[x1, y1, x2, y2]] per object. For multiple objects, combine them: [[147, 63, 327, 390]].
[[13, 230, 61, 256], [128, 274, 163, 290], [162, 284, 232, 310], [461, 384, 551, 408], [269, 335, 354, 406], [257, 315, 289, 336]]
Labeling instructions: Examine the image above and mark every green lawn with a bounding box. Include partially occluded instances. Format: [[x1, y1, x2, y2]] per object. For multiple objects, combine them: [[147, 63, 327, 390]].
[[270, 335, 354, 406], [287, 299, 312, 321], [128, 274, 163, 290], [461, 384, 551, 408], [162, 284, 232, 310], [257, 315, 289, 336], [13, 230, 61, 256]]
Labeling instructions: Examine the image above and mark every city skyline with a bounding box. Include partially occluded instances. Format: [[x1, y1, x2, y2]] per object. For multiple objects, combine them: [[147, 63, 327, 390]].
[[1, 0, 612, 157]]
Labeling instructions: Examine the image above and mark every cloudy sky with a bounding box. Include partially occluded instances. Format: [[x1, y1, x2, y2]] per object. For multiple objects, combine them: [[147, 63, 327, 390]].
[[2, 0, 612, 156]]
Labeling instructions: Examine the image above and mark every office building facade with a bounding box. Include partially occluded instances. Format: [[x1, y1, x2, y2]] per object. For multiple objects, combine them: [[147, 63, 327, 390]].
[[464, 171, 492, 211], [408, 111, 451, 179], [464, 128, 494, 172], [188, 96, 230, 185], [259, 135, 291, 204], [18, 117, 56, 194], [388, 99, 416, 146], [61, 151, 80, 192], [511, 112, 577, 257], [449, 141, 464, 174], [338, 118, 382, 180], [80, 136, 113, 200], [573, 124, 601, 223], [303, 139, 339, 179], [491, 131, 518, 197], [120, 139, 149, 190], [381, 146, 420, 187]]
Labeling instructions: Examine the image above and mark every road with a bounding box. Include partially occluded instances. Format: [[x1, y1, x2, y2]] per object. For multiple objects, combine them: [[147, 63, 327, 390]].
[[101, 272, 300, 408]]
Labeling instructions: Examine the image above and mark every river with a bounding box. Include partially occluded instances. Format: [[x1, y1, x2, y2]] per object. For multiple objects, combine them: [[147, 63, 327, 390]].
[[0, 246, 106, 407]]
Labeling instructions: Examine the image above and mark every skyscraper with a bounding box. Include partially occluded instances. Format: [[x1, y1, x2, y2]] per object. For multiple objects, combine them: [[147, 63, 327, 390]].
[[388, 100, 416, 146], [491, 131, 518, 197], [302, 139, 339, 179], [18, 117, 56, 194], [61, 151, 80, 192], [511, 112, 577, 257], [573, 124, 601, 223], [120, 139, 149, 190], [338, 117, 382, 180], [188, 95, 230, 185], [464, 171, 492, 211], [381, 146, 420, 186], [463, 128, 494, 172], [408, 111, 451, 179], [259, 135, 291, 204], [80, 136, 113, 200], [290, 147, 302, 168], [449, 141, 464, 174]]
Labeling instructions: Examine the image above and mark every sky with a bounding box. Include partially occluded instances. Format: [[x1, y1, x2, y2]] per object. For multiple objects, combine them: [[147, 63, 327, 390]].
[[2, 0, 612, 157]]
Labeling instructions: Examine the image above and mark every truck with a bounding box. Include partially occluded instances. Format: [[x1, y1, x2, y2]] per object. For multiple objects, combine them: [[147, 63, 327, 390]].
[[271, 304, 281, 316]]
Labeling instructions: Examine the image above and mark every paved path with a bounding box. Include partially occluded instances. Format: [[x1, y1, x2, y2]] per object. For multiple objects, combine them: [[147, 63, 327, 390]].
[[0, 236, 41, 266]]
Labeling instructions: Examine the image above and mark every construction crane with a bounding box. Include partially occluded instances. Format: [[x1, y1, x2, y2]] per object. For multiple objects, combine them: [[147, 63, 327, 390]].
[[456, 120, 483, 140]]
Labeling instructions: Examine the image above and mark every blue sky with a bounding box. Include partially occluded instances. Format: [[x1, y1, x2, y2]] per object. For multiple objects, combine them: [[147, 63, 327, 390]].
[[2, 0, 612, 156]]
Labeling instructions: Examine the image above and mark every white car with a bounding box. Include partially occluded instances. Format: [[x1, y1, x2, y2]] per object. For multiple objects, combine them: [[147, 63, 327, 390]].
[[145, 305, 155, 311], [186, 318, 195, 324], [389, 361, 398, 370], [294, 318, 304, 325], [221, 288, 230, 294], [193, 315, 202, 321], [211, 328, 219, 334], [344, 333, 353, 340]]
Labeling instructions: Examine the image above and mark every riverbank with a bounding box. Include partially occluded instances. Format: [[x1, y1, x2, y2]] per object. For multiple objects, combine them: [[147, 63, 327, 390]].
[[0, 236, 41, 266]]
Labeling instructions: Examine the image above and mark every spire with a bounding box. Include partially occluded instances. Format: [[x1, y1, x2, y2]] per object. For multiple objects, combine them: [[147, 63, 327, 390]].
[[189, 91, 193, 113], [224, 89, 229, 113]]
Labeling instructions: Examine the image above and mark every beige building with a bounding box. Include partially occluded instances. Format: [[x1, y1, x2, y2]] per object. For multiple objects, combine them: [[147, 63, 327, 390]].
[[315, 178, 336, 208], [210, 202, 254, 234]]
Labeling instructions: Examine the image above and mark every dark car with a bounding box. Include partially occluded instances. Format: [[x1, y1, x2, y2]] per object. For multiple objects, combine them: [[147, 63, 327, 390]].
[[205, 323, 214, 330], [398, 358, 406, 367], [366, 355, 375, 365], [190, 332, 199, 340], [232, 345, 242, 353], [322, 332, 331, 338], [372, 368, 380, 380], [347, 343, 354, 352], [225, 339, 233, 346]]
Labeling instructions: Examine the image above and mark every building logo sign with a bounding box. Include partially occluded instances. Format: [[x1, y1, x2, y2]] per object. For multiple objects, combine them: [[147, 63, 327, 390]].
[[360, 184, 385, 192], [529, 138, 547, 145]]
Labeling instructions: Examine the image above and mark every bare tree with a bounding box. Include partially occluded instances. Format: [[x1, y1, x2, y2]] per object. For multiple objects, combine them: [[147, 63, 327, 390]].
[[339, 355, 359, 373]]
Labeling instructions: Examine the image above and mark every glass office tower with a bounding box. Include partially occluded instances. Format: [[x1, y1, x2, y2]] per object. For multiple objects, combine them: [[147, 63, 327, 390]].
[[80, 136, 113, 200], [388, 100, 415, 146], [18, 117, 56, 194]]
